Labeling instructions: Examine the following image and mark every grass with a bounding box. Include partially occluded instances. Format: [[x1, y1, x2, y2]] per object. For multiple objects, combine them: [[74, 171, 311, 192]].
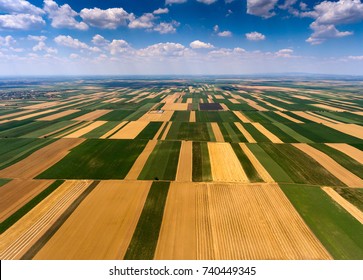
[[0, 120, 60, 138], [273, 123, 313, 143], [195, 111, 239, 122], [170, 111, 190, 122], [218, 122, 246, 142], [166, 122, 211, 141], [21, 121, 76, 138], [83, 121, 120, 138], [262, 123, 298, 143], [230, 143, 263, 182], [0, 138, 55, 170], [192, 141, 212, 182], [97, 110, 133, 121], [259, 143, 345, 186], [0, 180, 64, 234], [0, 178, 10, 187], [138, 141, 181, 181], [242, 123, 272, 142], [247, 144, 293, 183], [135, 122, 163, 140], [332, 187, 363, 212], [36, 139, 147, 179], [310, 144, 363, 179], [124, 181, 170, 260], [280, 184, 363, 259]]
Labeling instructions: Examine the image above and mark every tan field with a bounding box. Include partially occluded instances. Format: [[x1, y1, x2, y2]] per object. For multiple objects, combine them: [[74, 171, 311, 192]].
[[352, 111, 363, 116], [229, 99, 239, 104], [268, 96, 294, 104], [34, 180, 151, 260], [214, 95, 224, 99], [208, 142, 248, 182], [0, 180, 92, 260], [312, 103, 345, 112], [125, 140, 158, 180], [39, 121, 82, 138], [138, 110, 174, 122], [246, 100, 268, 111], [63, 121, 107, 138], [274, 111, 304, 123], [0, 110, 35, 120], [0, 180, 54, 222], [322, 187, 363, 224], [100, 121, 128, 139], [292, 94, 312, 100], [186, 98, 192, 103], [210, 122, 224, 142], [162, 103, 189, 111], [37, 110, 80, 121], [0, 138, 84, 179], [153, 122, 167, 140], [160, 122, 172, 140], [293, 144, 363, 188], [326, 144, 363, 164], [307, 112, 342, 124], [175, 141, 193, 182], [154, 182, 331, 260], [73, 110, 111, 121], [292, 111, 327, 124], [322, 123, 363, 140], [220, 103, 229, 110], [13, 109, 57, 121], [110, 121, 149, 139], [251, 123, 283, 143], [239, 144, 274, 182], [233, 111, 251, 122], [23, 101, 61, 110], [234, 123, 256, 143], [258, 99, 285, 111], [54, 121, 92, 138], [189, 111, 196, 122]]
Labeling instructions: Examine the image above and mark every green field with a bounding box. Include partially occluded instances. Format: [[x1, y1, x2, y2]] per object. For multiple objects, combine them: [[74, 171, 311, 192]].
[[36, 139, 147, 179], [192, 141, 212, 182]]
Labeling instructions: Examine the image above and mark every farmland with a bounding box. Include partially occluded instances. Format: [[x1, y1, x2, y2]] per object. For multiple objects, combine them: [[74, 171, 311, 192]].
[[0, 77, 362, 260]]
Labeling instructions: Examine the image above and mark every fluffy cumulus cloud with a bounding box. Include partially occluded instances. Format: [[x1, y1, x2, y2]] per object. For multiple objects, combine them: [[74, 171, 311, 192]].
[[0, 0, 44, 15], [137, 42, 187, 57], [190, 40, 214, 49], [32, 41, 57, 54], [197, 0, 218, 4], [44, 0, 88, 30], [247, 0, 279, 18], [0, 35, 15, 47], [302, 0, 363, 44], [107, 39, 131, 55], [306, 22, 352, 45], [153, 8, 169, 15], [128, 13, 155, 29], [165, 0, 187, 4], [28, 35, 47, 42], [245, 31, 266, 41], [154, 21, 179, 34], [80, 8, 134, 29], [0, 14, 45, 30], [92, 34, 110, 46], [54, 35, 99, 52], [218, 31, 232, 37]]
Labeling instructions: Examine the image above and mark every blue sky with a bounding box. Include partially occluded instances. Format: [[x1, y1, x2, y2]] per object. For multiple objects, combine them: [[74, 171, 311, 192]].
[[0, 0, 363, 75]]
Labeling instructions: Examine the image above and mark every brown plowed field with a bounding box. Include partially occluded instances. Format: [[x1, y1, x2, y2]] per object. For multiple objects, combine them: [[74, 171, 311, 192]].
[[251, 123, 283, 143], [154, 182, 331, 260], [234, 123, 256, 143], [208, 142, 248, 182], [175, 141, 193, 182], [0, 138, 84, 179], [322, 187, 363, 224], [110, 121, 149, 139], [34, 180, 151, 260], [63, 121, 107, 138], [38, 110, 80, 121], [73, 110, 111, 121], [0, 180, 92, 260], [0, 180, 54, 222], [293, 143, 363, 188], [326, 143, 363, 164], [125, 140, 158, 180], [210, 123, 224, 142]]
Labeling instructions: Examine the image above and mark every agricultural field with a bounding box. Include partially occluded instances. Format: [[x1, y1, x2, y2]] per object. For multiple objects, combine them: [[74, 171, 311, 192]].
[[0, 77, 362, 260]]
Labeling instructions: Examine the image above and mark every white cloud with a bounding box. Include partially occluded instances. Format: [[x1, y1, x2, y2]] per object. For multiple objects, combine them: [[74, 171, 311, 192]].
[[107, 39, 131, 55], [32, 41, 58, 54], [92, 34, 110, 46], [279, 0, 297, 10], [275, 48, 294, 58], [69, 53, 79, 59], [166, 0, 187, 4], [54, 35, 99, 52], [153, 8, 169, 15], [306, 22, 352, 45], [0, 35, 15, 47], [247, 0, 278, 18], [348, 55, 363, 60], [128, 13, 155, 29], [80, 8, 134, 29], [154, 21, 179, 34], [246, 31, 266, 41], [197, 0, 218, 4], [218, 31, 232, 37], [28, 35, 47, 41], [299, 2, 308, 11], [137, 42, 187, 57], [44, 0, 88, 30], [190, 40, 214, 49], [0, 0, 44, 15], [0, 14, 45, 29], [213, 25, 219, 32]]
